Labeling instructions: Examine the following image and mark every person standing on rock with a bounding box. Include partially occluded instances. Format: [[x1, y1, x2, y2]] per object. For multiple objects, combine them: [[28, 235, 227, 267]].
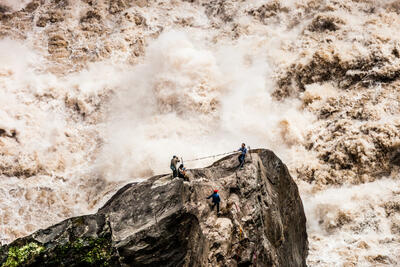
[[238, 143, 247, 169], [207, 189, 221, 214], [170, 155, 180, 178]]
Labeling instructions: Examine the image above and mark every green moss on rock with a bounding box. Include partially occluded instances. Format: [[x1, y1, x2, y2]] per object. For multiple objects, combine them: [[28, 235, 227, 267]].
[[2, 242, 44, 267], [45, 236, 114, 266]]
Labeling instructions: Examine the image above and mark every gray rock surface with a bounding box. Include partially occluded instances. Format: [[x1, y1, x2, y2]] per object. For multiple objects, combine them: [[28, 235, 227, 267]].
[[0, 149, 308, 266]]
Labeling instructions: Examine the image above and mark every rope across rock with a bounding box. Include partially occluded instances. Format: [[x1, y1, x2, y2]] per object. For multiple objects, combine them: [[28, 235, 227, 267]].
[[183, 145, 251, 163], [184, 150, 239, 162], [171, 144, 249, 180]]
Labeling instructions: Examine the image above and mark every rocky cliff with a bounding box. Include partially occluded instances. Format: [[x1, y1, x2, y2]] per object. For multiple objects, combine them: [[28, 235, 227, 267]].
[[0, 149, 307, 266]]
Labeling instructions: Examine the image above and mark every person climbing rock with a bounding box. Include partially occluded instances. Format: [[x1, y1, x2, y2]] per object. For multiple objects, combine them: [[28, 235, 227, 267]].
[[178, 164, 189, 181], [207, 189, 221, 214], [170, 155, 180, 178], [238, 143, 247, 169]]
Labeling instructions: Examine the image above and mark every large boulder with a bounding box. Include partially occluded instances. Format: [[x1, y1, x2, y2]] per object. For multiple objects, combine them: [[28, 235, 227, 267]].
[[0, 149, 308, 266]]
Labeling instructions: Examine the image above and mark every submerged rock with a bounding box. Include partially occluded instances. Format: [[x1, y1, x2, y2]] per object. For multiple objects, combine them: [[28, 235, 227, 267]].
[[0, 149, 307, 266]]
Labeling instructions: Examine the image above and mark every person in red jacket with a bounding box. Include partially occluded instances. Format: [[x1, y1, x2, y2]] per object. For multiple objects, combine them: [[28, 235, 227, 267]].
[[207, 189, 221, 213]]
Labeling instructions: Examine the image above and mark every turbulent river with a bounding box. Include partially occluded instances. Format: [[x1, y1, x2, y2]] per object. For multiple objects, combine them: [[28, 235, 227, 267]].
[[1, 0, 400, 265]]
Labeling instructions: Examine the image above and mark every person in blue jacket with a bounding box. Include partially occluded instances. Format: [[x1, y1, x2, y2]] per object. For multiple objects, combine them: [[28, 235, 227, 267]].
[[238, 143, 247, 168], [207, 189, 221, 213]]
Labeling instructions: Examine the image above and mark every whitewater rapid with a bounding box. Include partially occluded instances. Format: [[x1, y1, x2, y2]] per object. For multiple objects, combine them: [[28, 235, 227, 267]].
[[0, 29, 311, 241], [1, 0, 400, 266]]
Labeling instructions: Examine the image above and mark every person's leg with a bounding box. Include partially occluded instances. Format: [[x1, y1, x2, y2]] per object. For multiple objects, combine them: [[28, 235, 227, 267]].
[[211, 202, 216, 210], [173, 169, 178, 177], [217, 202, 220, 213], [239, 155, 245, 167]]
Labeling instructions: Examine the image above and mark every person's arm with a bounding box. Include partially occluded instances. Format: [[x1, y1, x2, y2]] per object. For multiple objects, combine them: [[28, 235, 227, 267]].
[[207, 194, 212, 199]]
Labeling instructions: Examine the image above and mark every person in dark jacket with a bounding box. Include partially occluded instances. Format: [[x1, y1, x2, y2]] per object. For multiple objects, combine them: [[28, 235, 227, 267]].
[[170, 155, 180, 178], [207, 189, 221, 213], [178, 164, 189, 181], [238, 143, 247, 168]]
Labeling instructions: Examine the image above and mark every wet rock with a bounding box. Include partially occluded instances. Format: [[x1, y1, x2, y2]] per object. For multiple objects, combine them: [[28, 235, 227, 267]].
[[0, 149, 308, 266], [308, 14, 343, 32]]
